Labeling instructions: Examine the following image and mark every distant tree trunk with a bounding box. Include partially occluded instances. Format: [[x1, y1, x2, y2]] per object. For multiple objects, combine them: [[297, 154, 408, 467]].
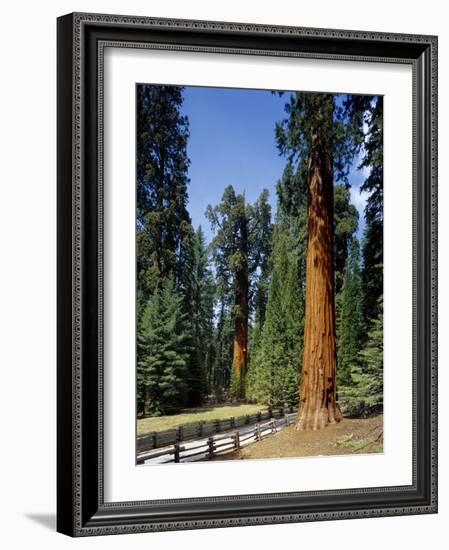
[[231, 210, 249, 399], [143, 388, 151, 416], [231, 274, 248, 398], [296, 99, 342, 430]]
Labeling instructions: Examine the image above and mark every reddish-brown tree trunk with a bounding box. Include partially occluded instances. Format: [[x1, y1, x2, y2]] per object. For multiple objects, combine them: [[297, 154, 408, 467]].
[[231, 206, 249, 399], [296, 114, 342, 431], [231, 277, 248, 398]]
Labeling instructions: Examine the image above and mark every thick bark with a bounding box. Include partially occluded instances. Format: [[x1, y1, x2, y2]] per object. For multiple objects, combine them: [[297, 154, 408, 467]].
[[296, 112, 342, 431]]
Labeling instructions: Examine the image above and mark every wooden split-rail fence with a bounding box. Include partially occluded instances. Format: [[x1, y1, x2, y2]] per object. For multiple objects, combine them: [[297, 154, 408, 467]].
[[137, 409, 298, 464], [137, 406, 297, 454]]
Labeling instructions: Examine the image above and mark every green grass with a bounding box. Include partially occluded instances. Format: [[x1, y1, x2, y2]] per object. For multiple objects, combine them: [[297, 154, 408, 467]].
[[137, 403, 267, 436]]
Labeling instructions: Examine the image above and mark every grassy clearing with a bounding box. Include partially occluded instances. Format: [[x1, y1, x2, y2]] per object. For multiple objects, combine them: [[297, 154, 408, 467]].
[[137, 403, 267, 436], [210, 415, 383, 460]]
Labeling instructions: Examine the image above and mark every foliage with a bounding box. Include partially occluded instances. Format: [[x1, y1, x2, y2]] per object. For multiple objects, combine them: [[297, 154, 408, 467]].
[[136, 84, 194, 302], [137, 279, 190, 416], [247, 228, 302, 406], [206, 186, 272, 302], [344, 96, 384, 329], [135, 86, 384, 422], [206, 186, 272, 398], [210, 294, 234, 399], [333, 184, 359, 292], [337, 237, 364, 387], [338, 299, 383, 416], [187, 227, 216, 405]]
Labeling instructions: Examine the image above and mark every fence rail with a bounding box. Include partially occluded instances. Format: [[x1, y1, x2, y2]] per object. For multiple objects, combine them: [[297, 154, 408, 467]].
[[137, 411, 298, 465], [137, 406, 296, 453]]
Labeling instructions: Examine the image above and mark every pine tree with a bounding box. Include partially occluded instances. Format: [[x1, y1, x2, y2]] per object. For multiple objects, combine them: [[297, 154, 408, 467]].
[[210, 290, 233, 400], [337, 237, 364, 390], [344, 96, 383, 329], [137, 278, 190, 416], [187, 227, 216, 405], [339, 298, 383, 416], [136, 84, 199, 412], [334, 183, 359, 293], [247, 227, 302, 406], [136, 84, 194, 304]]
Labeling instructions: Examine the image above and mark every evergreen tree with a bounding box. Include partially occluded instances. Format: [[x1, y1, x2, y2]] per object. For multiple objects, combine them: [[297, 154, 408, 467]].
[[337, 237, 364, 389], [210, 289, 233, 399], [344, 96, 384, 329], [334, 183, 359, 293], [206, 187, 271, 398], [137, 278, 190, 416], [136, 84, 198, 412], [276, 91, 370, 430], [187, 227, 216, 405], [339, 298, 383, 416], [136, 84, 194, 304], [247, 229, 302, 406]]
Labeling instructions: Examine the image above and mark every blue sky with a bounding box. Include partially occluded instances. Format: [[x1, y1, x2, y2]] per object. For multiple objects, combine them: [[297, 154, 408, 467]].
[[181, 86, 369, 241]]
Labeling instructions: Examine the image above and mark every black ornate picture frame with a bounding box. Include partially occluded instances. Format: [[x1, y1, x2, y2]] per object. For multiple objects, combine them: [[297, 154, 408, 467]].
[[57, 12, 438, 536]]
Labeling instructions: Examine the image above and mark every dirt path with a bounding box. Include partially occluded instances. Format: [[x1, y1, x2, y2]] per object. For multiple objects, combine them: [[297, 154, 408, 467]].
[[211, 415, 383, 461]]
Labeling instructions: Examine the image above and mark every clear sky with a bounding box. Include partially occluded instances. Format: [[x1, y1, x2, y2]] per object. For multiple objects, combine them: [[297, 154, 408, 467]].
[[181, 86, 369, 241]]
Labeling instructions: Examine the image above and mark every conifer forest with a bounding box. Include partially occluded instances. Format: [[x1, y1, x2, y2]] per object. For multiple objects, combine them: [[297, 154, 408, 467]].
[[136, 84, 383, 449]]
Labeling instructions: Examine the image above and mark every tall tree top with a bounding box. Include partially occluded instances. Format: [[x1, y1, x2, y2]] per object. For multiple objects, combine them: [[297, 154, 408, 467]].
[[275, 92, 375, 186], [136, 84, 194, 297], [205, 185, 272, 297]]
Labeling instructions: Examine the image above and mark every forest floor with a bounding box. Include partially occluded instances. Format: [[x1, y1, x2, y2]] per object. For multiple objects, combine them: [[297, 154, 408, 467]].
[[211, 415, 383, 460], [137, 403, 267, 435]]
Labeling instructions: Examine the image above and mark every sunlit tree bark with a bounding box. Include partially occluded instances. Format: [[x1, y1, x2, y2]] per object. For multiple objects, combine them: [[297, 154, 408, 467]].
[[296, 95, 342, 430]]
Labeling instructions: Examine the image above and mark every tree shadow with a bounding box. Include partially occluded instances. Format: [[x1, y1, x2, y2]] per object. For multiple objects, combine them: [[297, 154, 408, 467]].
[[25, 513, 56, 531]]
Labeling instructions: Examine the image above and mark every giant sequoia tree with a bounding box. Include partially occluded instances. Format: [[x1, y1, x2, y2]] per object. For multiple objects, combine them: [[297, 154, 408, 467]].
[[276, 92, 368, 430], [206, 186, 271, 398]]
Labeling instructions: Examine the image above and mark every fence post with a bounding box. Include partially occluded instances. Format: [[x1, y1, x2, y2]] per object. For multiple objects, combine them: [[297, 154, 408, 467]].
[[177, 426, 183, 442], [271, 419, 277, 433], [174, 443, 180, 463], [235, 431, 240, 449], [207, 437, 214, 459], [280, 406, 284, 418], [268, 406, 272, 418], [214, 419, 220, 433], [198, 421, 203, 438], [230, 416, 235, 429], [255, 423, 261, 441]]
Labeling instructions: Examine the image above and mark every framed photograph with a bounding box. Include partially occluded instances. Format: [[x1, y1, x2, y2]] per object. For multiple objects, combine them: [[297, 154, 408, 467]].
[[57, 12, 438, 536]]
